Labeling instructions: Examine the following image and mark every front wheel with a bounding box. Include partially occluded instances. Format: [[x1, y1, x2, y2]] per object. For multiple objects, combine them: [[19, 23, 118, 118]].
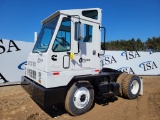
[[65, 81, 94, 115]]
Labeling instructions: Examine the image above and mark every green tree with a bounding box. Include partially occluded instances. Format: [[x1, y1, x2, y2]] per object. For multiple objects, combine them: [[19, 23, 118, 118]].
[[102, 36, 160, 51]]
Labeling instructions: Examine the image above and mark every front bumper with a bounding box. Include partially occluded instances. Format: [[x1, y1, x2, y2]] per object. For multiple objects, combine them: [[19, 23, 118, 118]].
[[21, 76, 66, 107]]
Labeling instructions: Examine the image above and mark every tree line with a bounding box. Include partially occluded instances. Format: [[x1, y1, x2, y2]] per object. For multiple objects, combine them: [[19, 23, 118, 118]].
[[102, 36, 160, 51]]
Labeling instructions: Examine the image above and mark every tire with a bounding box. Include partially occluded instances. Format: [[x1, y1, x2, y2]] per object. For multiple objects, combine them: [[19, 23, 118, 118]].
[[65, 81, 94, 115], [116, 73, 127, 97], [122, 75, 141, 99]]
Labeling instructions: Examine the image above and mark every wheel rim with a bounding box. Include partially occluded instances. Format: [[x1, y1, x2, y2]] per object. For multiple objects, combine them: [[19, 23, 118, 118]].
[[73, 87, 90, 109], [130, 80, 139, 95]]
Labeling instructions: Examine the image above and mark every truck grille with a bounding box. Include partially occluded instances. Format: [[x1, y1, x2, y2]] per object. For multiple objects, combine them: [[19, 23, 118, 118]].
[[27, 69, 36, 79]]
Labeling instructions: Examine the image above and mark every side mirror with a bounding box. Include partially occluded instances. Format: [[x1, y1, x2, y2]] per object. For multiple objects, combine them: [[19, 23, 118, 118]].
[[75, 22, 85, 41]]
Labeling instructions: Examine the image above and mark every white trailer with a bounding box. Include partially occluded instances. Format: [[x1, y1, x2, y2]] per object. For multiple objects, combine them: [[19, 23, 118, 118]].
[[21, 8, 142, 115]]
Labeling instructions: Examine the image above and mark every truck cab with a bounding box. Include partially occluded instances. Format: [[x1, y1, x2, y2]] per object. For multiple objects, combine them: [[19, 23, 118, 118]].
[[22, 8, 142, 116], [26, 8, 102, 88]]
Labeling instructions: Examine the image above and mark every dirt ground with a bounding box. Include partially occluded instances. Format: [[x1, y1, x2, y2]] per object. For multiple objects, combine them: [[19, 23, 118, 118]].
[[0, 76, 160, 120]]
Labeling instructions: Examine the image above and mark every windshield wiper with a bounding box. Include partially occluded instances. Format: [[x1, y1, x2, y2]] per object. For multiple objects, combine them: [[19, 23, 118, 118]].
[[37, 51, 42, 56]]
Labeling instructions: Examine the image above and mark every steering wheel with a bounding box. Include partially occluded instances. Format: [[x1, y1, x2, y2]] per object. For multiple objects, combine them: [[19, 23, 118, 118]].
[[55, 36, 70, 46]]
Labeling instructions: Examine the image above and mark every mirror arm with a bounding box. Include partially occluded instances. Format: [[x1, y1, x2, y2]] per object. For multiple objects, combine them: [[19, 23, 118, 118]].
[[67, 15, 81, 23], [74, 42, 80, 55], [67, 15, 81, 55]]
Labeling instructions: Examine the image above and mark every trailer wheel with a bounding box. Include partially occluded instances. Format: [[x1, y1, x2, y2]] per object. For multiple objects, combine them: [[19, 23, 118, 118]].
[[122, 75, 141, 99], [65, 81, 94, 115], [116, 73, 127, 97]]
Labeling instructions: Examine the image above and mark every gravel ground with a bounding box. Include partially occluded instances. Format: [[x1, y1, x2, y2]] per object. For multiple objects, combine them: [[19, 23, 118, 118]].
[[0, 76, 160, 120]]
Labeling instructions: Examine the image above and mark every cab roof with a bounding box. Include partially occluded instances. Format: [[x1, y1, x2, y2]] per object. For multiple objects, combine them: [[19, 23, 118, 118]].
[[42, 8, 102, 24]]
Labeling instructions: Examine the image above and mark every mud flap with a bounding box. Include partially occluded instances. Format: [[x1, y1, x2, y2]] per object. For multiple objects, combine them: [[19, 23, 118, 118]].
[[139, 77, 143, 96]]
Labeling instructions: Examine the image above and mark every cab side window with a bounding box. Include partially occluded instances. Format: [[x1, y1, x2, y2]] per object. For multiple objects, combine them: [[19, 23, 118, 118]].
[[82, 10, 98, 20]]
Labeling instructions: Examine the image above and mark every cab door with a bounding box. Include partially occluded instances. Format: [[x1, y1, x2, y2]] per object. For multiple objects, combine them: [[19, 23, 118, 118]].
[[71, 20, 100, 70], [51, 17, 71, 71]]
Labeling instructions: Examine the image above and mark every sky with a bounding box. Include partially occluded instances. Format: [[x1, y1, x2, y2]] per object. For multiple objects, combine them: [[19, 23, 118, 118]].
[[0, 0, 160, 42]]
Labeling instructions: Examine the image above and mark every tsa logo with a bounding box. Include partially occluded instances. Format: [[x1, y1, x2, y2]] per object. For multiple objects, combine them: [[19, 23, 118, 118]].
[[0, 73, 8, 83], [102, 55, 117, 65], [121, 51, 140, 60], [0, 39, 21, 54], [117, 67, 135, 74], [139, 61, 158, 71], [18, 61, 27, 70]]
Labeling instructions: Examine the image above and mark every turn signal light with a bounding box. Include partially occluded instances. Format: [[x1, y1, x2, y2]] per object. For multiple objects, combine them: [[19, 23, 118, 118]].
[[95, 70, 100, 72], [53, 72, 59, 75]]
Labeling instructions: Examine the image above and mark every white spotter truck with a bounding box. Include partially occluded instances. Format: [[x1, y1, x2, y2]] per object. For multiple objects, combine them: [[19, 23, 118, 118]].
[[21, 8, 142, 115]]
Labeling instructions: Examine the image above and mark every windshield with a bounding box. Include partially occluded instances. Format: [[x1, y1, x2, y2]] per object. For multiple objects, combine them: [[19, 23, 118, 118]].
[[33, 16, 59, 53]]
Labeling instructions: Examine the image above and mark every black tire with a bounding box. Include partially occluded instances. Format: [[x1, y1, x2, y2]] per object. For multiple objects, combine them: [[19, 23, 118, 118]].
[[122, 75, 141, 99], [65, 81, 94, 116], [116, 73, 127, 97]]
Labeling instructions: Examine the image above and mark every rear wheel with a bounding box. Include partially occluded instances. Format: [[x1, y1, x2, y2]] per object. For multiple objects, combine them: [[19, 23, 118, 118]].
[[116, 73, 127, 97], [122, 75, 141, 99], [65, 81, 94, 115]]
